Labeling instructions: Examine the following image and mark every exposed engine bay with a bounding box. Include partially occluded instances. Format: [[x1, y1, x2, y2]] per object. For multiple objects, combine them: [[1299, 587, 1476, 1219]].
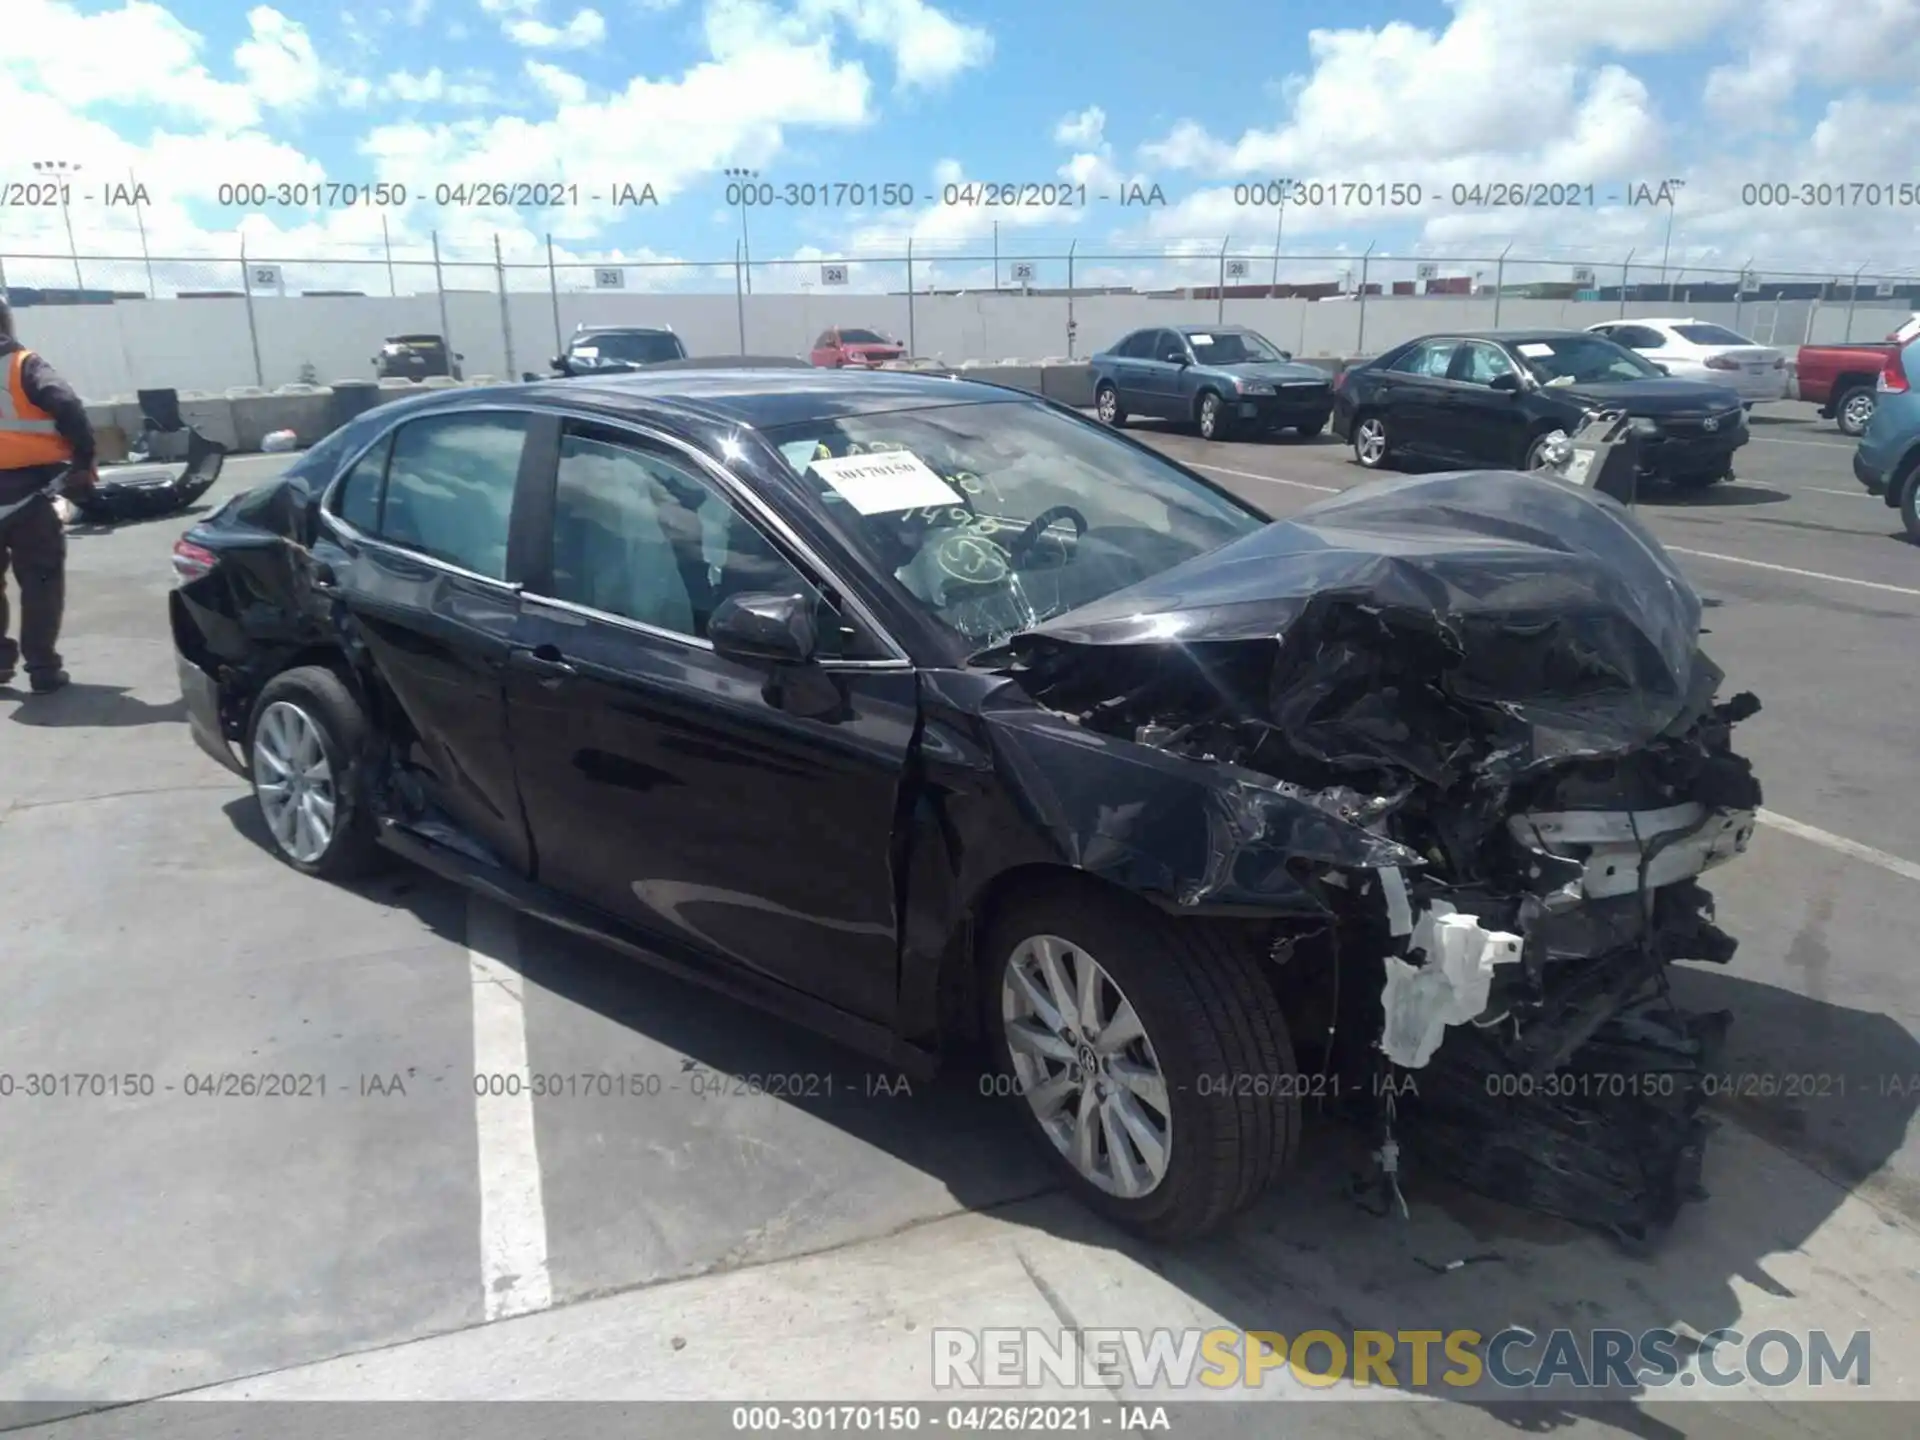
[[986, 469, 1763, 1244]]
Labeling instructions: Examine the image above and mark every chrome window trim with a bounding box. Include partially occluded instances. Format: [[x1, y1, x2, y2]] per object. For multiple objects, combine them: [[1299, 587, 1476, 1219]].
[[314, 396, 914, 667]]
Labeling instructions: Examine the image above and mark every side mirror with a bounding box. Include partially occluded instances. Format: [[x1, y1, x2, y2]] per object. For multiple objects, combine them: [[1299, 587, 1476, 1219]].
[[454, 353, 465, 362], [1162, 351, 1188, 366], [709, 591, 818, 666], [1279, 350, 1293, 361], [1489, 372, 1523, 393], [551, 356, 566, 370]]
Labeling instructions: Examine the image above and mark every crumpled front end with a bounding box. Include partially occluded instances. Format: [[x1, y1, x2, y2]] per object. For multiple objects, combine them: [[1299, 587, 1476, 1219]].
[[987, 470, 1763, 1242]]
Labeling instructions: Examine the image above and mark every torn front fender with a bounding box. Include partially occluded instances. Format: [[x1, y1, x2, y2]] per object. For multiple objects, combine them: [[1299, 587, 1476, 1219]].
[[979, 699, 1421, 916]]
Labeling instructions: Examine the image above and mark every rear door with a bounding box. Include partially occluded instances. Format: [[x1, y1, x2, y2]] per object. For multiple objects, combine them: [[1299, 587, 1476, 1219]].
[[1376, 338, 1462, 457], [1138, 329, 1191, 418], [1106, 330, 1152, 409], [501, 415, 919, 1024], [312, 406, 537, 872]]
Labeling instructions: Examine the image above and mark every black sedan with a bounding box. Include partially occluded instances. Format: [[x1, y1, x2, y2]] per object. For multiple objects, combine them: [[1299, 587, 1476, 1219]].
[[1331, 329, 1750, 489], [169, 368, 1762, 1243]]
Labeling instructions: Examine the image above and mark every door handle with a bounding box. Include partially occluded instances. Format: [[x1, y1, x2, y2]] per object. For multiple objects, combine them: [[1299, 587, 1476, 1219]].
[[513, 644, 577, 687], [310, 558, 338, 593]]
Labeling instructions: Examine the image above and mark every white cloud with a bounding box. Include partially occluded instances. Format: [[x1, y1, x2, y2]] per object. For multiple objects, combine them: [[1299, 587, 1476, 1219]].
[[1053, 106, 1105, 148], [1705, 0, 1920, 121], [233, 7, 326, 109], [706, 0, 992, 90], [526, 60, 591, 105], [384, 68, 496, 105], [506, 8, 608, 49]]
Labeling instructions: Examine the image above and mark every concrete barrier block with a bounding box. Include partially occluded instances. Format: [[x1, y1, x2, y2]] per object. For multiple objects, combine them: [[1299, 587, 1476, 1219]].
[[231, 390, 337, 450], [967, 365, 1045, 395], [1039, 363, 1095, 408], [178, 396, 240, 451], [109, 401, 145, 437], [84, 402, 118, 433]]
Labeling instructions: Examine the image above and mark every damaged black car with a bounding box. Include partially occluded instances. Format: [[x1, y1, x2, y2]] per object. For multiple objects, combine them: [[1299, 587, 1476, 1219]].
[[169, 368, 1761, 1245]]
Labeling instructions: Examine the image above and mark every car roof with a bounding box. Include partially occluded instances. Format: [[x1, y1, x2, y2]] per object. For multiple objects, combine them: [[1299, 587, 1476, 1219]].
[[512, 365, 1027, 429], [1397, 329, 1606, 346], [572, 324, 675, 336], [1172, 324, 1253, 334], [1610, 317, 1693, 326]]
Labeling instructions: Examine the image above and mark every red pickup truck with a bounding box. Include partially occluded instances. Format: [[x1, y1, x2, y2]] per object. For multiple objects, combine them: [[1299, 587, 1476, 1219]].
[[1798, 316, 1920, 436]]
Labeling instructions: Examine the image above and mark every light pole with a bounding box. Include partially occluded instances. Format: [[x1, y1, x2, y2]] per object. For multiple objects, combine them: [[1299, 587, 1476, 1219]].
[[723, 167, 755, 295], [1658, 197, 1677, 301], [32, 160, 84, 289]]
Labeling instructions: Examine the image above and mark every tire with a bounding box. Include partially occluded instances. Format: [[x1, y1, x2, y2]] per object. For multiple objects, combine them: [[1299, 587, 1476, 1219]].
[[1292, 415, 1328, 438], [1351, 411, 1392, 469], [1094, 383, 1127, 428], [1900, 469, 1920, 544], [1835, 384, 1876, 437], [246, 665, 384, 881], [1522, 428, 1569, 471], [984, 885, 1299, 1240], [1196, 390, 1230, 441]]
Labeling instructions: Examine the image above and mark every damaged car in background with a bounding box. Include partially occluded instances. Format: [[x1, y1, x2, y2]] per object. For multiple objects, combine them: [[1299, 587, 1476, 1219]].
[[167, 368, 1761, 1246]]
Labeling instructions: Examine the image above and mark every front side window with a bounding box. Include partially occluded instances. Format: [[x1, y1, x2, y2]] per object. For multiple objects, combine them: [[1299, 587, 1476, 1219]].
[[1457, 342, 1517, 385], [546, 424, 876, 655], [378, 412, 527, 579], [761, 400, 1265, 649]]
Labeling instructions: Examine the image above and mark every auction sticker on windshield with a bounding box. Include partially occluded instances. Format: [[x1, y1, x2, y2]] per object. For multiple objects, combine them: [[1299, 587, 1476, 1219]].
[[1188, 334, 1214, 345], [1517, 343, 1555, 357], [810, 451, 963, 515]]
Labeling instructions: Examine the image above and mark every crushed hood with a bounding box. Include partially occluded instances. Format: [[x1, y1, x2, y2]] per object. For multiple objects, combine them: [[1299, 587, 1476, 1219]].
[[997, 469, 1709, 782]]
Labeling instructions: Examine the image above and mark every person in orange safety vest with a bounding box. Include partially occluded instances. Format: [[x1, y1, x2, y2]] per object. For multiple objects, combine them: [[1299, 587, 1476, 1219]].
[[0, 294, 97, 693]]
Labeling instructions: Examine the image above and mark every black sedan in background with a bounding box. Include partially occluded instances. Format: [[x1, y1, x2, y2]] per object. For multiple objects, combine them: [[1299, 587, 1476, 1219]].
[[1332, 329, 1749, 489], [167, 367, 1761, 1245]]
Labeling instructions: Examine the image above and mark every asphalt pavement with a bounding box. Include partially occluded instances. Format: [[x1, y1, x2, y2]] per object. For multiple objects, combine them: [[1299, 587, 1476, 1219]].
[[2, 402, 1917, 1434]]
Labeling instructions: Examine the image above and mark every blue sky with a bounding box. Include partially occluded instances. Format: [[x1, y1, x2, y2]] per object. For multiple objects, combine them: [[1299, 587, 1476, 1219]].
[[4, 0, 1918, 295]]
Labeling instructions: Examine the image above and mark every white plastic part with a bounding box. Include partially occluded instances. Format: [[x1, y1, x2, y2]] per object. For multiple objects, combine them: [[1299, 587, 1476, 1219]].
[[1379, 901, 1524, 1069], [260, 429, 299, 452]]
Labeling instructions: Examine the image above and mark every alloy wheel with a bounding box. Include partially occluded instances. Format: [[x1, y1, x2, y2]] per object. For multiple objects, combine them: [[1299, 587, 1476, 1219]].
[[1096, 387, 1117, 423], [1842, 392, 1876, 434], [254, 700, 338, 865], [1354, 416, 1388, 465], [1001, 933, 1172, 1199]]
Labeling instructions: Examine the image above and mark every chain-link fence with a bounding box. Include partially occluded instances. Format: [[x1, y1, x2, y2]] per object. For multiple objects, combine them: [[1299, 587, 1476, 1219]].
[[1, 232, 1913, 399]]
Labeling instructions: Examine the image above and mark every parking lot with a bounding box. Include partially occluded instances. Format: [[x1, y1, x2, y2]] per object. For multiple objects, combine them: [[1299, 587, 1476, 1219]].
[[3, 401, 1918, 1431]]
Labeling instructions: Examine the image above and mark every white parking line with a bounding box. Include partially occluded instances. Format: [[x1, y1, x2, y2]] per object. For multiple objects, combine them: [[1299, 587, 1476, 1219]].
[[1662, 547, 1920, 599], [468, 893, 553, 1322], [1759, 810, 1920, 885], [1802, 486, 1868, 498], [1190, 462, 1341, 494], [1747, 436, 1853, 450]]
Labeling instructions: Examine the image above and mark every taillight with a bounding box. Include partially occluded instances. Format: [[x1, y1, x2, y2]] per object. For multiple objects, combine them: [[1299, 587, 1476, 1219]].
[[1880, 348, 1910, 394], [172, 538, 217, 583], [1704, 355, 1741, 370]]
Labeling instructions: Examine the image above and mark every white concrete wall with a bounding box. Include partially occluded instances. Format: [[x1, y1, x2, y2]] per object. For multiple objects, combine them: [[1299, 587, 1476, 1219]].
[[10, 288, 1911, 402]]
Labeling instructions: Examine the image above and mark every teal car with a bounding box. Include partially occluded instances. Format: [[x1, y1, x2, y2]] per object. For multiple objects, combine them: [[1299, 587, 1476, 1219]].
[[1852, 335, 1920, 540], [1091, 325, 1335, 441]]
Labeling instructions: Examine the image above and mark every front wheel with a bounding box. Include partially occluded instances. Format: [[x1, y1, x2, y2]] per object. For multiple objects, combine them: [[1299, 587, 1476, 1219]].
[[1095, 383, 1127, 427], [1668, 468, 1728, 492], [1523, 429, 1570, 471], [1351, 412, 1392, 468], [1292, 415, 1328, 438], [1835, 385, 1876, 437], [985, 887, 1299, 1240], [247, 666, 384, 881], [1196, 391, 1230, 441]]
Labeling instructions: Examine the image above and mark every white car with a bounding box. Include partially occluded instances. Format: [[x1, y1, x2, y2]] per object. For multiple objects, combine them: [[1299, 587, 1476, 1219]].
[[1585, 317, 1790, 405]]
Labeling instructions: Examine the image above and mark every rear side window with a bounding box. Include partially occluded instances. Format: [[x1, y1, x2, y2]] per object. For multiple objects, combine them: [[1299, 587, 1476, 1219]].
[[1115, 331, 1152, 358], [378, 412, 528, 580]]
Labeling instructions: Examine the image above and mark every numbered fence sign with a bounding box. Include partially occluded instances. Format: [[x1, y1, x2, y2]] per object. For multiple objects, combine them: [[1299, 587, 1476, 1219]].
[[1876, 279, 1898, 298], [821, 264, 849, 286], [248, 264, 282, 290], [1572, 267, 1596, 286], [594, 268, 625, 289], [1415, 263, 1439, 280], [1225, 259, 1250, 278], [1009, 262, 1036, 283]]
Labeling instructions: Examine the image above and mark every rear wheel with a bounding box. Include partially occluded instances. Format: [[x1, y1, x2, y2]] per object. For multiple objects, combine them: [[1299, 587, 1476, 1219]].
[[247, 666, 383, 881], [985, 885, 1299, 1240], [1835, 384, 1877, 437], [1351, 412, 1392, 469], [1292, 415, 1328, 438], [1095, 382, 1127, 427], [1900, 469, 1920, 543]]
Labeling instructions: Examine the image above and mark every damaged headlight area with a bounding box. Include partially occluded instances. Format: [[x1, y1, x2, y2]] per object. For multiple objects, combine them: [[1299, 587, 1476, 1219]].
[[989, 470, 1765, 1244]]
